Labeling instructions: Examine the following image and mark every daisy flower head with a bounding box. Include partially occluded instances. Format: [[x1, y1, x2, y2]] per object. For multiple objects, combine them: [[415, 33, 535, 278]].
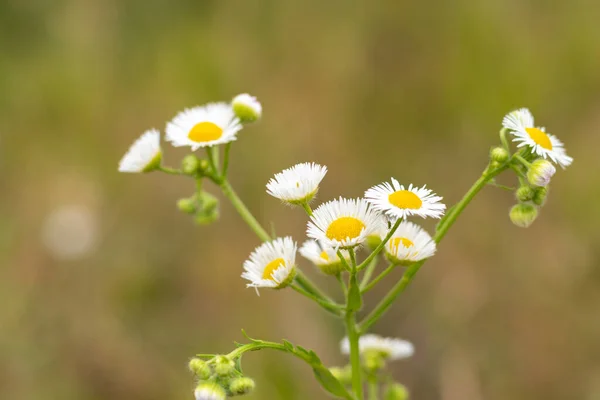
[[502, 108, 573, 168], [241, 237, 297, 291], [365, 212, 391, 250], [365, 179, 446, 220], [118, 129, 162, 173], [165, 102, 242, 151], [232, 93, 262, 123], [266, 162, 327, 205], [384, 221, 436, 265], [299, 240, 349, 275], [340, 334, 414, 361], [307, 198, 382, 249]]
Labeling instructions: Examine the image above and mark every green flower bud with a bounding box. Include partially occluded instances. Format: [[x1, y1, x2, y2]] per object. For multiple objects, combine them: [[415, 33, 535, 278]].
[[366, 234, 382, 252], [229, 377, 256, 395], [214, 356, 236, 377], [364, 350, 386, 372], [490, 147, 509, 163], [188, 358, 211, 380], [195, 382, 226, 400], [182, 154, 201, 176], [177, 197, 197, 214], [533, 186, 549, 206], [198, 192, 219, 213], [328, 365, 352, 385], [232, 93, 262, 123], [195, 192, 220, 225], [509, 203, 538, 228], [527, 159, 556, 187], [515, 186, 535, 202], [384, 383, 409, 400]]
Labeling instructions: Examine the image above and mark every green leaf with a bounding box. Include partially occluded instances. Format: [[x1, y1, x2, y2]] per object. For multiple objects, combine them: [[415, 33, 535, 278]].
[[313, 365, 353, 399], [282, 340, 294, 351], [347, 274, 362, 312]]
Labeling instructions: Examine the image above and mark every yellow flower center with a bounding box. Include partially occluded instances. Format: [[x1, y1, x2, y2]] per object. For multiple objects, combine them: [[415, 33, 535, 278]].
[[188, 121, 223, 143], [388, 190, 422, 209], [319, 251, 330, 261], [262, 258, 285, 281], [390, 237, 414, 250], [326, 217, 365, 242], [525, 127, 553, 150]]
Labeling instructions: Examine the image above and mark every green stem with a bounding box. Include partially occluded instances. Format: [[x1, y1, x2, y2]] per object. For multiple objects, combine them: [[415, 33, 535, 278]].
[[499, 127, 511, 152], [206, 147, 220, 178], [222, 143, 232, 177], [346, 310, 363, 399], [157, 165, 183, 175], [514, 153, 532, 168], [291, 284, 343, 316], [361, 263, 396, 294], [338, 250, 352, 272], [337, 273, 348, 296], [349, 248, 357, 268], [301, 202, 314, 217], [367, 375, 379, 400], [359, 255, 379, 289], [357, 219, 401, 271], [358, 165, 508, 334]]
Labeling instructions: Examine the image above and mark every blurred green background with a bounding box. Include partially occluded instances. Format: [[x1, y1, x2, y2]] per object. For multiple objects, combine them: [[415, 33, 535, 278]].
[[1, 0, 599, 399]]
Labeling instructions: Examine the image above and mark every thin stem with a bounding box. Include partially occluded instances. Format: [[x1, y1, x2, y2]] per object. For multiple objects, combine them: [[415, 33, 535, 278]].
[[345, 310, 363, 399], [338, 250, 352, 272], [514, 153, 532, 168], [206, 147, 220, 178], [291, 284, 343, 316], [487, 180, 515, 191], [499, 127, 511, 152], [358, 165, 508, 334], [157, 165, 183, 175], [349, 248, 357, 268], [222, 143, 232, 177], [301, 202, 314, 217], [337, 273, 348, 296], [361, 263, 396, 294], [357, 219, 401, 271], [219, 179, 271, 242], [359, 255, 379, 289], [367, 375, 379, 400]]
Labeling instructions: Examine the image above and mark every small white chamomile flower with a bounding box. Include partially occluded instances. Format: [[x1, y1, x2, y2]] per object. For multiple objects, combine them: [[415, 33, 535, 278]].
[[194, 382, 226, 400], [232, 93, 262, 123], [166, 102, 242, 151], [241, 237, 297, 291], [340, 334, 414, 361], [266, 162, 327, 205], [384, 221, 436, 265], [299, 240, 349, 275], [502, 108, 573, 168], [365, 179, 446, 220], [118, 129, 162, 173], [307, 198, 382, 249]]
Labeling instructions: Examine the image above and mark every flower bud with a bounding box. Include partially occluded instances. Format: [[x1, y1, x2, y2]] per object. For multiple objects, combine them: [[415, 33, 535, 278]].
[[329, 366, 352, 385], [195, 192, 220, 225], [228, 377, 256, 395], [515, 186, 535, 202], [384, 383, 409, 400], [527, 159, 556, 187], [194, 382, 226, 400], [232, 93, 262, 123], [490, 147, 509, 163], [364, 350, 386, 371], [509, 203, 538, 228], [182, 154, 201, 176], [533, 186, 548, 206], [177, 197, 197, 214], [188, 358, 212, 380], [214, 356, 236, 377]]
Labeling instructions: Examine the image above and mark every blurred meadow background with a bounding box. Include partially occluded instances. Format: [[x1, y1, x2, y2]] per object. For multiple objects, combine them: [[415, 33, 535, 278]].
[[1, 1, 600, 399]]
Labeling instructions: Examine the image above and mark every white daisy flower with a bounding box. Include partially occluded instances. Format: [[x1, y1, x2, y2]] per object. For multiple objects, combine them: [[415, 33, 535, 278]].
[[194, 382, 226, 400], [241, 237, 297, 291], [384, 221, 436, 265], [364, 179, 446, 220], [502, 108, 573, 168], [266, 162, 327, 204], [299, 240, 349, 275], [165, 102, 242, 150], [307, 198, 382, 249], [232, 93, 262, 123], [340, 334, 414, 361], [118, 129, 162, 173]]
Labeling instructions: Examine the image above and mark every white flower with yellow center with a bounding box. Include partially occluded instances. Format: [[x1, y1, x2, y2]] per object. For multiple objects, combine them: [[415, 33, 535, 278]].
[[307, 198, 382, 249], [299, 240, 349, 275], [502, 108, 573, 168], [340, 334, 414, 361], [166, 103, 242, 150], [266, 163, 327, 204], [118, 129, 162, 173], [384, 221, 436, 265], [241, 237, 297, 291], [364, 179, 445, 220]]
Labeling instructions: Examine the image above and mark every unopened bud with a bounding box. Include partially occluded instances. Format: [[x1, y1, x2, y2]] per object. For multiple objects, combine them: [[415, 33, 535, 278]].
[[515, 186, 535, 202], [509, 203, 538, 228], [232, 93, 262, 123], [533, 187, 549, 206], [490, 147, 509, 163], [364, 350, 386, 371], [214, 356, 236, 377], [188, 358, 211, 380], [329, 366, 352, 385], [177, 197, 197, 214], [182, 154, 201, 176], [384, 383, 409, 400], [229, 377, 255, 395], [527, 159, 556, 187], [195, 382, 226, 400]]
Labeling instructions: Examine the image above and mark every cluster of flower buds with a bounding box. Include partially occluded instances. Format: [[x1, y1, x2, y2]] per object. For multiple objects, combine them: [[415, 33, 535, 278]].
[[189, 356, 255, 399]]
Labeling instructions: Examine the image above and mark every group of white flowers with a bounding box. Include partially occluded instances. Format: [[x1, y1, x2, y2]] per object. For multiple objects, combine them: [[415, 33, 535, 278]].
[[118, 92, 572, 400]]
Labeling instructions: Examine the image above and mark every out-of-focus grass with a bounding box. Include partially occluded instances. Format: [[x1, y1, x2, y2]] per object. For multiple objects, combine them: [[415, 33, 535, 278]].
[[1, 1, 599, 399]]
